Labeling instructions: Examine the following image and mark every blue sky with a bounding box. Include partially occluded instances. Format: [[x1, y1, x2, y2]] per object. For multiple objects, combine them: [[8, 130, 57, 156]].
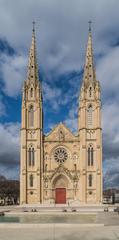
[[0, 0, 119, 189]]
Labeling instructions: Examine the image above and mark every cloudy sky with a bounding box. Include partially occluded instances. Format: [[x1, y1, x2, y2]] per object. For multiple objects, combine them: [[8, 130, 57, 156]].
[[0, 0, 119, 188]]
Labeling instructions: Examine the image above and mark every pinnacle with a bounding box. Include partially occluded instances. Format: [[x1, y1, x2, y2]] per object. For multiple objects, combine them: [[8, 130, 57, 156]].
[[27, 22, 39, 84], [83, 22, 96, 88]]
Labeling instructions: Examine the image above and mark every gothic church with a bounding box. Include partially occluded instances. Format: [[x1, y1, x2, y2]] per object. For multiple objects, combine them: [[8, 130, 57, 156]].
[[20, 24, 102, 205]]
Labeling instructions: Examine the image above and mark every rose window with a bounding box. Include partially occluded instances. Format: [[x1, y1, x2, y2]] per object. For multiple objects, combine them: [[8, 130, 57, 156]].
[[54, 148, 68, 164]]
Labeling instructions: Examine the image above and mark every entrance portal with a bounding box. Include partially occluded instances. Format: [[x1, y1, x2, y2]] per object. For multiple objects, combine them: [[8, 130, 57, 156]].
[[55, 188, 66, 204]]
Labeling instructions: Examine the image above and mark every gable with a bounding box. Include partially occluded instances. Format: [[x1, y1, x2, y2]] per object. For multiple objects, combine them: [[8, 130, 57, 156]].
[[44, 123, 76, 142]]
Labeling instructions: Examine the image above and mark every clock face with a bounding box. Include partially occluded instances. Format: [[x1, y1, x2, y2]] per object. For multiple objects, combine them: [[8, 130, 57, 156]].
[[54, 147, 68, 164]]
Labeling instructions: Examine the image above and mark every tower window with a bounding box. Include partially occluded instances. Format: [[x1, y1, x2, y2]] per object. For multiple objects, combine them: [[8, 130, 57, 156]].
[[89, 87, 92, 97], [91, 147, 93, 166], [88, 146, 94, 166], [28, 147, 35, 166], [89, 174, 92, 187], [30, 88, 33, 97], [45, 153, 48, 161], [45, 164, 47, 172], [74, 164, 77, 171], [29, 174, 33, 187], [87, 104, 92, 126], [88, 147, 90, 166], [28, 105, 34, 127]]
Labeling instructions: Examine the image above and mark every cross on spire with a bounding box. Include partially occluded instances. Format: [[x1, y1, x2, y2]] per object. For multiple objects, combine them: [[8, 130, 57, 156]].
[[32, 20, 35, 33], [88, 21, 92, 32]]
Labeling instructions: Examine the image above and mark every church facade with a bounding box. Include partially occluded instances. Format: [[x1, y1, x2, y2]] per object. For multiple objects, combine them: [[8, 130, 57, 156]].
[[20, 25, 102, 205]]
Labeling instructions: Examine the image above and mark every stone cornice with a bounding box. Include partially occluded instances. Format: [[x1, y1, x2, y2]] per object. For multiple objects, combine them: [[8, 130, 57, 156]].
[[79, 127, 102, 131]]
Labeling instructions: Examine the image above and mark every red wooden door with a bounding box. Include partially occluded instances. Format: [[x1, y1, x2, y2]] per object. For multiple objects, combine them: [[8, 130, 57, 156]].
[[55, 188, 66, 204]]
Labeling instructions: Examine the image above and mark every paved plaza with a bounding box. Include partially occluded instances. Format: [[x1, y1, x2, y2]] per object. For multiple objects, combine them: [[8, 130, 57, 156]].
[[0, 206, 119, 240], [0, 224, 119, 240]]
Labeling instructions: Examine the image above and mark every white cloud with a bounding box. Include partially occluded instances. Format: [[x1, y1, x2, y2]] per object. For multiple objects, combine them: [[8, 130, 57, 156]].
[[102, 103, 119, 137], [0, 0, 119, 185], [103, 157, 119, 188], [97, 46, 119, 101], [43, 82, 62, 111], [1, 0, 119, 97], [65, 118, 77, 133], [0, 122, 20, 165], [0, 0, 119, 77], [64, 103, 78, 132], [0, 53, 27, 97], [0, 95, 6, 117], [102, 102, 119, 187]]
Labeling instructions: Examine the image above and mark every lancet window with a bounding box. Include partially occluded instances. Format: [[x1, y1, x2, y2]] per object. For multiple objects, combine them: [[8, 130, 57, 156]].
[[28, 147, 35, 166], [28, 105, 34, 127], [29, 174, 33, 187], [88, 145, 94, 166], [87, 104, 93, 126], [89, 174, 92, 187]]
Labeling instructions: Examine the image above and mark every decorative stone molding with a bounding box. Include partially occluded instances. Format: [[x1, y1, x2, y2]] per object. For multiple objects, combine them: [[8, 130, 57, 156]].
[[22, 145, 26, 149], [82, 169, 86, 175], [50, 165, 73, 181], [97, 169, 101, 175], [22, 169, 26, 175], [28, 130, 35, 138], [97, 145, 100, 149], [37, 145, 40, 149]]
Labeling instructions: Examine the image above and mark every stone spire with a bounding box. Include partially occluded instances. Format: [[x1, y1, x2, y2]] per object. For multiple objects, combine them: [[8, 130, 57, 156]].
[[27, 21, 39, 84], [83, 21, 96, 88]]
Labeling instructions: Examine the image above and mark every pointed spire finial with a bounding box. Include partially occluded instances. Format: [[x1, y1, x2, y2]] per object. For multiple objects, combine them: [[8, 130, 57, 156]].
[[32, 20, 35, 33], [88, 20, 92, 32]]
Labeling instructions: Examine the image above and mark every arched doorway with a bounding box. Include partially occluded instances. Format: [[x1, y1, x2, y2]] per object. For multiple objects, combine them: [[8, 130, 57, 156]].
[[52, 174, 68, 204]]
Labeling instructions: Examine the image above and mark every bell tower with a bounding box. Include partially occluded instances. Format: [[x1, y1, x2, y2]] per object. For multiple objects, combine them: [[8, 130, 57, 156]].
[[20, 23, 43, 204], [78, 22, 102, 203]]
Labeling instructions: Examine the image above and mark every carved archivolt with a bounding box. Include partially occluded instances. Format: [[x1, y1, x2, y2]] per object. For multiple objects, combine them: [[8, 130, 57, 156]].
[[52, 174, 69, 188], [50, 165, 73, 181]]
